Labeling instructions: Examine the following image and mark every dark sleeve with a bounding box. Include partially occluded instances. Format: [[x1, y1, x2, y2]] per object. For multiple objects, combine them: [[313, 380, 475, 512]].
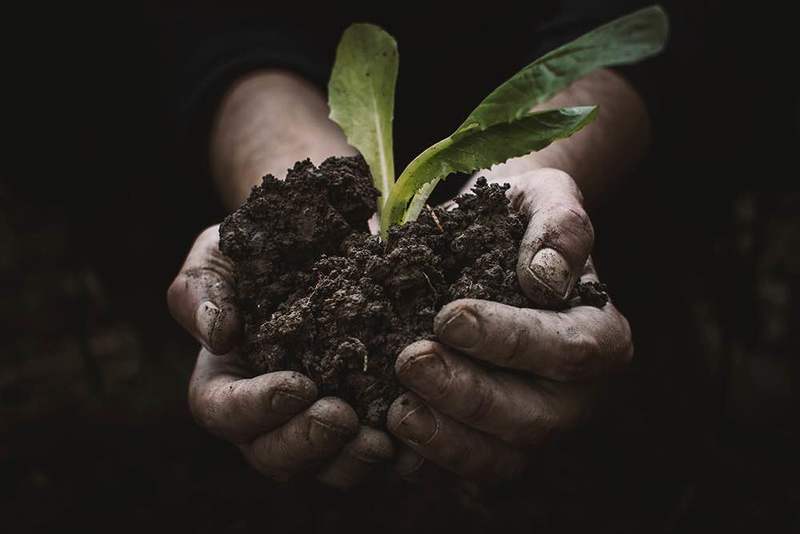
[[163, 14, 337, 185]]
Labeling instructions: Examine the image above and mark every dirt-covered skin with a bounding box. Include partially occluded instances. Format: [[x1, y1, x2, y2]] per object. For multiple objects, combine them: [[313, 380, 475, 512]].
[[220, 155, 607, 426]]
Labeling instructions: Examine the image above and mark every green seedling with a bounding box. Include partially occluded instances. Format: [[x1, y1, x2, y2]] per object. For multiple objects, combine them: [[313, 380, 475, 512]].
[[328, 5, 669, 239]]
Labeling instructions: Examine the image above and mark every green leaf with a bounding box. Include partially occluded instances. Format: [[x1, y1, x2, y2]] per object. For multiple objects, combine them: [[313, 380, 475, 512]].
[[455, 5, 668, 135], [381, 106, 598, 237], [328, 23, 398, 211], [401, 181, 436, 224], [379, 5, 669, 237]]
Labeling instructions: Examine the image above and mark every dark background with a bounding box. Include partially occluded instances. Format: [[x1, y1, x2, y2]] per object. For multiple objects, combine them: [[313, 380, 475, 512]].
[[2, 1, 798, 532]]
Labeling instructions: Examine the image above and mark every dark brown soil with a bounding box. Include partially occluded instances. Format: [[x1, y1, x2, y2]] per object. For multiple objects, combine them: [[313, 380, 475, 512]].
[[219, 156, 607, 426]]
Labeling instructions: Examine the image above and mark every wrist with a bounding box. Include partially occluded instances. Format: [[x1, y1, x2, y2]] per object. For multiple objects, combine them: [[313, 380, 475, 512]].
[[462, 70, 649, 205], [211, 69, 354, 209]]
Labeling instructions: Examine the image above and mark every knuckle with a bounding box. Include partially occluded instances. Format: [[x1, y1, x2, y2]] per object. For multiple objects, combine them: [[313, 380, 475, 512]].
[[462, 378, 497, 425], [544, 203, 594, 245], [429, 367, 455, 401], [556, 333, 596, 381], [499, 324, 527, 366]]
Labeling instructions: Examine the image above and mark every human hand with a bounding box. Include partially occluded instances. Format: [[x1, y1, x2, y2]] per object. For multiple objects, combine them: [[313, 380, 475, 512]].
[[387, 168, 633, 482], [168, 226, 393, 487]]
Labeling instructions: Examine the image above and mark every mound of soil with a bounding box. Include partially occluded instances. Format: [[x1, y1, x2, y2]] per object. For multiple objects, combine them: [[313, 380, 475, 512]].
[[219, 156, 606, 426]]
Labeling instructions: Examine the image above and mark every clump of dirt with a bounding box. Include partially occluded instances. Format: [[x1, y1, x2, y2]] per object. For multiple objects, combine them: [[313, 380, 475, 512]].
[[220, 155, 607, 426]]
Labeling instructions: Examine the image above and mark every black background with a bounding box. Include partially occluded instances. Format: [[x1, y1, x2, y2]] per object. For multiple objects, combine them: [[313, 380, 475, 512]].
[[2, 1, 798, 532]]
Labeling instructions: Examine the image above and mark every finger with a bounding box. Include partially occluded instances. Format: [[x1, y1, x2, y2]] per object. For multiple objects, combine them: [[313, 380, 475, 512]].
[[394, 445, 449, 484], [396, 340, 573, 446], [394, 446, 426, 481], [509, 169, 594, 307], [188, 348, 317, 443], [244, 397, 359, 481], [316, 426, 394, 489], [387, 393, 526, 481], [434, 298, 633, 381], [167, 225, 240, 354]]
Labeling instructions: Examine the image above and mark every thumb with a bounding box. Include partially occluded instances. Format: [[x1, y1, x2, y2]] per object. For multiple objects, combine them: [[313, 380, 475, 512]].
[[167, 225, 241, 354], [510, 169, 594, 308]]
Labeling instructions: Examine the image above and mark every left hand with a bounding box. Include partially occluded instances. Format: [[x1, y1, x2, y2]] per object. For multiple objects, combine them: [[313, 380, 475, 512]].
[[169, 226, 394, 489], [387, 168, 633, 482]]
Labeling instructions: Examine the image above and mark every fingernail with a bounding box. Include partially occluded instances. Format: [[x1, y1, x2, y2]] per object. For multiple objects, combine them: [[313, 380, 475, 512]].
[[309, 417, 351, 445], [438, 310, 481, 350], [271, 390, 311, 414], [528, 247, 571, 298], [395, 403, 438, 445], [399, 352, 451, 395], [195, 301, 220, 350]]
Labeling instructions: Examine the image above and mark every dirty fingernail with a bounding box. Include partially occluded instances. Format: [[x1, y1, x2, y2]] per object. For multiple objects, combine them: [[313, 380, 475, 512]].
[[395, 403, 438, 445], [271, 390, 312, 414], [399, 352, 451, 395], [438, 310, 481, 350], [528, 247, 571, 298], [195, 301, 221, 350], [309, 417, 351, 445]]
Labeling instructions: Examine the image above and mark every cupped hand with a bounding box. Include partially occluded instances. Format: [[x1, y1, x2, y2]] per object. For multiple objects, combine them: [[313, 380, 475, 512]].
[[387, 168, 633, 482], [168, 226, 393, 488]]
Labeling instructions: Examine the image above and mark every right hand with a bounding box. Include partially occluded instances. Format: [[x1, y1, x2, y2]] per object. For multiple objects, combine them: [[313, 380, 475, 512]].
[[167, 225, 393, 488], [386, 170, 633, 483]]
